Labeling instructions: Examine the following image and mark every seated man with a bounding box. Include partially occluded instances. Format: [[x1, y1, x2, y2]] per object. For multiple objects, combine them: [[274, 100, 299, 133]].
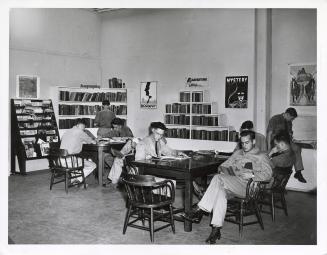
[[235, 120, 267, 152], [103, 137, 140, 188], [269, 131, 295, 174], [103, 118, 134, 185], [267, 107, 306, 183], [134, 122, 187, 194], [60, 118, 97, 185], [184, 130, 272, 244]]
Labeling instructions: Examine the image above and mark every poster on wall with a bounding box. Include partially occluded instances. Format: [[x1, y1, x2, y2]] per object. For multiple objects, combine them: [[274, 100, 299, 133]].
[[289, 63, 316, 106], [225, 76, 248, 108], [16, 75, 40, 99], [140, 81, 157, 109], [185, 77, 209, 87]]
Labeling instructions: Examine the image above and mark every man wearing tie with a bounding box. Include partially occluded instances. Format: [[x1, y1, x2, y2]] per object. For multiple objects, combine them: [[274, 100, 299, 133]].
[[135, 122, 178, 160]]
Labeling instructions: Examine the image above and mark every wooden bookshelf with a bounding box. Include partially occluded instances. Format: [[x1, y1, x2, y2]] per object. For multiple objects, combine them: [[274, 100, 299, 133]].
[[11, 99, 60, 174], [55, 86, 128, 130], [164, 89, 239, 142]]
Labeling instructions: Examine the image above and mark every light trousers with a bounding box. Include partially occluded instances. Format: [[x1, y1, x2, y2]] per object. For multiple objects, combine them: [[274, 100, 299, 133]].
[[60, 158, 96, 183], [198, 174, 247, 227]]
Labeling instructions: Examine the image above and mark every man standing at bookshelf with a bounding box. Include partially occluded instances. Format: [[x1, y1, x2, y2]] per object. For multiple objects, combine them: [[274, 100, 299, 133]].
[[94, 100, 116, 137], [60, 119, 97, 185]]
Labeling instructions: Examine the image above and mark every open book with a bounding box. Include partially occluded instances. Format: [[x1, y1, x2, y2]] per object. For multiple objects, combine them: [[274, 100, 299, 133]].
[[159, 155, 191, 161]]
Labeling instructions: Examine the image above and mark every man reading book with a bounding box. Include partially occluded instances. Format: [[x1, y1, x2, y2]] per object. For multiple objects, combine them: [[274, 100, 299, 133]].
[[183, 130, 272, 244]]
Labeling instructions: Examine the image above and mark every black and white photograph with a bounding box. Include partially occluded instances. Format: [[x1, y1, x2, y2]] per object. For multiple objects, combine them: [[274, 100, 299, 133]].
[[1, 3, 326, 255]]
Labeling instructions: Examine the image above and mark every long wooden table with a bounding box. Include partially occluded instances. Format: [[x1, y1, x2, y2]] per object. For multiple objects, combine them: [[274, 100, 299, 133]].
[[82, 142, 125, 185], [133, 154, 227, 232]]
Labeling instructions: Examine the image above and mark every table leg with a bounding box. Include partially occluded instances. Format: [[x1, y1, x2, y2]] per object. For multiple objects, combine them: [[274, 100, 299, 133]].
[[98, 147, 103, 186], [184, 176, 193, 232]]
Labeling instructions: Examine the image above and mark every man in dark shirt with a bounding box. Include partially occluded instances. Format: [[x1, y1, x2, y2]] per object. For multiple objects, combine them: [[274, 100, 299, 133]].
[[94, 100, 116, 137], [267, 108, 306, 183]]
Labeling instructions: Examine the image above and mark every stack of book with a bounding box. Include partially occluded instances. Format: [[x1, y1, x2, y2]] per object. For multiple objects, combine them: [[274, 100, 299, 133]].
[[108, 77, 125, 88], [59, 104, 127, 116], [192, 116, 219, 126], [59, 118, 95, 129], [166, 128, 190, 139], [165, 114, 190, 125], [192, 104, 212, 114], [59, 91, 127, 102], [229, 130, 239, 142], [191, 129, 229, 141]]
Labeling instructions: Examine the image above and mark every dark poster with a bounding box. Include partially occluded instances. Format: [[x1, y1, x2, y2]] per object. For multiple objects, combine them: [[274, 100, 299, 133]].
[[225, 76, 248, 108]]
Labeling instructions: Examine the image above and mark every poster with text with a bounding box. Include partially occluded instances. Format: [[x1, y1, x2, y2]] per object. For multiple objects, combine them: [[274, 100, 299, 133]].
[[225, 76, 248, 108], [140, 81, 157, 109], [289, 63, 316, 106], [185, 77, 209, 87]]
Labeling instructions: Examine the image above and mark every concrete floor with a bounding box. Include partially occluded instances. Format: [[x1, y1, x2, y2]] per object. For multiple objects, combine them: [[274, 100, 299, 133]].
[[8, 171, 316, 245]]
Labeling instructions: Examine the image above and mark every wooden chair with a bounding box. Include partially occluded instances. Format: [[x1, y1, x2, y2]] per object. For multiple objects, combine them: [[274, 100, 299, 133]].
[[122, 174, 175, 243], [48, 148, 87, 194], [224, 178, 265, 238], [259, 167, 292, 221]]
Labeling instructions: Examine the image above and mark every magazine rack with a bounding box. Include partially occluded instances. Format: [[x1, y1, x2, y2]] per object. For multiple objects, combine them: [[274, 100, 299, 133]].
[[11, 98, 60, 174]]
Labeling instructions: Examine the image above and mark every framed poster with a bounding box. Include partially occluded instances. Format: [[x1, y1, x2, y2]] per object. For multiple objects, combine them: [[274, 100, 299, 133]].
[[225, 76, 248, 108], [140, 81, 157, 109], [16, 75, 40, 99], [289, 63, 316, 106]]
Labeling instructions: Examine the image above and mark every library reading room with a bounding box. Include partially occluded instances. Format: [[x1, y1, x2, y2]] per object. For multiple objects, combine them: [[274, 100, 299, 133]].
[[4, 6, 324, 255]]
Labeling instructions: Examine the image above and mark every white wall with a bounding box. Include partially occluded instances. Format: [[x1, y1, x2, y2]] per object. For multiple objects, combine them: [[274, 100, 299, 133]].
[[9, 9, 102, 99], [100, 9, 256, 137], [271, 9, 317, 140]]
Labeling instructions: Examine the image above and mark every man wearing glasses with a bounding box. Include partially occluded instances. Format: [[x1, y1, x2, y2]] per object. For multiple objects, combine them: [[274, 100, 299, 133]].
[[135, 122, 182, 160]]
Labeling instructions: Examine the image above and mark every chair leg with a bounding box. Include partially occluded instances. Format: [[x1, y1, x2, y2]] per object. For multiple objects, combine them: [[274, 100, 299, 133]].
[[271, 193, 275, 222], [254, 201, 264, 230], [141, 209, 145, 226], [150, 208, 154, 243], [65, 172, 69, 194], [123, 204, 132, 234], [82, 170, 87, 189], [169, 204, 175, 234], [239, 202, 244, 238], [50, 171, 55, 190], [281, 192, 288, 216]]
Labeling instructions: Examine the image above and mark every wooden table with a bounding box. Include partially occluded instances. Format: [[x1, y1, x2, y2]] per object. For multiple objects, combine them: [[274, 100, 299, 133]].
[[133, 154, 227, 232], [82, 142, 125, 185]]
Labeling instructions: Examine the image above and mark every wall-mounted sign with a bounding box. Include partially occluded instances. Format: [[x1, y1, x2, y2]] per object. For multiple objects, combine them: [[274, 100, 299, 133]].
[[185, 77, 209, 87], [16, 75, 40, 99]]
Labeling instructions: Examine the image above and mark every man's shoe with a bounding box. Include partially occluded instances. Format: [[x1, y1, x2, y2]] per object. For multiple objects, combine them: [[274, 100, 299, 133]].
[[294, 171, 307, 183], [182, 208, 204, 223], [102, 179, 112, 187], [205, 227, 221, 244], [193, 181, 204, 199]]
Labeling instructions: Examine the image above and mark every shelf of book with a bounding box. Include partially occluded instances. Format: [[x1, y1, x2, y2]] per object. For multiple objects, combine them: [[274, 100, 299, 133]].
[[164, 89, 238, 142], [55, 86, 128, 130], [11, 98, 60, 174]]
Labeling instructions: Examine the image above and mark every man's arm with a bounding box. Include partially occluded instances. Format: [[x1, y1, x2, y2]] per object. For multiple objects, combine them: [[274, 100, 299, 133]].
[[267, 130, 273, 151], [252, 154, 273, 181]]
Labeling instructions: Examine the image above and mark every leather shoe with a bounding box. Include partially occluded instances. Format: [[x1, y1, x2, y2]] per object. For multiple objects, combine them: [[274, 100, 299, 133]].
[[205, 227, 221, 244], [294, 171, 307, 183], [182, 208, 204, 223]]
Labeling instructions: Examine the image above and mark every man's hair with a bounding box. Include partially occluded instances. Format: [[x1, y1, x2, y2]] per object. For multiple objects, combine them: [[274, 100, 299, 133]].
[[102, 100, 110, 106], [240, 130, 255, 140], [150, 122, 167, 131], [274, 131, 291, 145], [75, 118, 86, 126], [241, 120, 254, 130], [285, 107, 297, 118], [111, 118, 125, 126]]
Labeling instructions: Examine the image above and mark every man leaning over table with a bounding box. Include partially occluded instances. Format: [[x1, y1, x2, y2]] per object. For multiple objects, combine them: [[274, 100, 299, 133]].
[[134, 122, 188, 193], [60, 118, 97, 186], [183, 130, 272, 244]]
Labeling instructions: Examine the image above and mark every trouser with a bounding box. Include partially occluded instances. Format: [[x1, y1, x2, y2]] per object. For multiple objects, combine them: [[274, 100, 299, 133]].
[[290, 142, 304, 171], [60, 158, 97, 183], [108, 141, 134, 183], [198, 174, 247, 227]]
